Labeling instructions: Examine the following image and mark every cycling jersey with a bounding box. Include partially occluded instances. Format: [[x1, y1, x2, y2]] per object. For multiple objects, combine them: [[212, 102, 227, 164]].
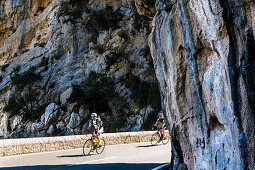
[[89, 119, 100, 129], [97, 116, 103, 128], [157, 118, 165, 124], [156, 118, 165, 128]]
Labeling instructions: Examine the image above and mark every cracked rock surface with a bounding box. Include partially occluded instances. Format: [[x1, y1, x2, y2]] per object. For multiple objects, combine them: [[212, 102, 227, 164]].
[[149, 0, 255, 169]]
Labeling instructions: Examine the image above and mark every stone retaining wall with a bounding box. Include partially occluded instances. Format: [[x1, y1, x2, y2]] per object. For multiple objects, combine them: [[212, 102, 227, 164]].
[[0, 131, 163, 157]]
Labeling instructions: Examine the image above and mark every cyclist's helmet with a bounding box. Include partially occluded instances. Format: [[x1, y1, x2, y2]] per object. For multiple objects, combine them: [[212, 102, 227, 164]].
[[159, 112, 164, 118], [91, 113, 97, 117]]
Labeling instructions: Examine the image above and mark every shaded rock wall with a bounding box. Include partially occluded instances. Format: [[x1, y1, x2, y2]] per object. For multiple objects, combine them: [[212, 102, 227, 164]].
[[0, 0, 160, 138], [149, 0, 255, 169]]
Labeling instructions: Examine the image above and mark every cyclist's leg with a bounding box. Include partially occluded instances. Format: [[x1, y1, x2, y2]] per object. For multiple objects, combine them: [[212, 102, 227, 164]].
[[93, 130, 100, 146], [162, 127, 165, 136], [97, 128, 104, 146], [159, 128, 163, 139], [97, 134, 101, 146], [92, 130, 96, 145], [159, 128, 162, 135]]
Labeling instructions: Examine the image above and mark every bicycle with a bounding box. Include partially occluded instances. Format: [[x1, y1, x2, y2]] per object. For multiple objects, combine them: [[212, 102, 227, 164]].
[[151, 127, 170, 146], [83, 135, 105, 156]]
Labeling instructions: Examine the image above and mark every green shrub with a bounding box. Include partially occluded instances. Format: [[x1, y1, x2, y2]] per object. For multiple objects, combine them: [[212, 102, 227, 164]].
[[3, 97, 23, 117], [86, 6, 123, 31], [0, 64, 9, 72], [5, 67, 44, 121], [68, 72, 116, 113], [3, 90, 46, 121], [94, 44, 105, 54], [104, 49, 127, 72], [105, 117, 126, 133], [119, 31, 129, 41], [132, 13, 151, 33], [58, 0, 90, 24], [39, 57, 49, 67], [140, 46, 151, 58], [141, 111, 158, 130], [13, 65, 21, 73], [68, 72, 132, 132], [52, 54, 61, 60], [139, 46, 156, 76], [11, 67, 42, 90], [121, 74, 161, 110]]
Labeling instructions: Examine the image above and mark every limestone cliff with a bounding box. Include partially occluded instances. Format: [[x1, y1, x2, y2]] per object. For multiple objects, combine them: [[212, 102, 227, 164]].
[[147, 0, 255, 169], [0, 0, 161, 138], [1, 0, 255, 169]]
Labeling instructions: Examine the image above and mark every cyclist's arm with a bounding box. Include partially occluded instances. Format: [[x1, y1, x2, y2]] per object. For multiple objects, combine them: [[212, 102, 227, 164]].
[[96, 120, 100, 131], [154, 121, 158, 127], [87, 120, 92, 131], [87, 124, 92, 130], [162, 120, 166, 127]]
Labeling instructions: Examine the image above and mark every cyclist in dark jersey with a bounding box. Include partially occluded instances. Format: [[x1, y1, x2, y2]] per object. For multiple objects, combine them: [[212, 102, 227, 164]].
[[152, 112, 166, 140]]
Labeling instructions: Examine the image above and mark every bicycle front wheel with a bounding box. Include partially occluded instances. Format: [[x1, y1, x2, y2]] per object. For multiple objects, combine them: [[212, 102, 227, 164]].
[[83, 139, 93, 156], [162, 135, 170, 145], [96, 139, 105, 154], [151, 133, 160, 146]]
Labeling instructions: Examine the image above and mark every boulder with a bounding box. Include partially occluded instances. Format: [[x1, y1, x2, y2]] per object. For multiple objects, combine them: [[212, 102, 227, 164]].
[[31, 122, 44, 133], [60, 88, 73, 105], [82, 122, 89, 133], [74, 127, 81, 135], [107, 36, 126, 49], [41, 103, 62, 127], [78, 106, 90, 118], [97, 31, 110, 45], [10, 115, 22, 131], [130, 115, 143, 131], [0, 114, 9, 138], [56, 121, 66, 131], [46, 125, 54, 136], [67, 112, 81, 129], [139, 106, 154, 121], [65, 129, 74, 136], [36, 130, 46, 137]]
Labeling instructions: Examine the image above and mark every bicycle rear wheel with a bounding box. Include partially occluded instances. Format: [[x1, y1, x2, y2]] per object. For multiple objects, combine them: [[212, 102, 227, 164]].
[[83, 139, 93, 156], [162, 135, 170, 145], [151, 133, 160, 146], [96, 139, 105, 154]]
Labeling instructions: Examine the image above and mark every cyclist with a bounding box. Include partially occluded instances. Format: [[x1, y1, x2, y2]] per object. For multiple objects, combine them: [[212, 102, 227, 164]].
[[152, 112, 166, 141], [86, 113, 101, 147]]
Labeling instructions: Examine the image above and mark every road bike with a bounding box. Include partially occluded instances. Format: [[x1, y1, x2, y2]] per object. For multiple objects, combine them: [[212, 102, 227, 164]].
[[83, 135, 105, 156], [151, 127, 170, 146]]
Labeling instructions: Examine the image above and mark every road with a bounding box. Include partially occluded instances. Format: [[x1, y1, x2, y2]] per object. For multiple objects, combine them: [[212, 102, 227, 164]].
[[0, 142, 171, 170]]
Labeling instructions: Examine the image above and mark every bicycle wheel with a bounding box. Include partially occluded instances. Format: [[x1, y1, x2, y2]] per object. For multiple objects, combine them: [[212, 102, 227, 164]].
[[96, 139, 105, 154], [162, 135, 170, 145], [151, 133, 160, 146], [83, 139, 93, 156]]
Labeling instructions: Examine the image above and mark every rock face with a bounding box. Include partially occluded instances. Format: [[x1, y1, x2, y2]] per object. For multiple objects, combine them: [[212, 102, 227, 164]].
[[0, 0, 160, 138], [149, 0, 255, 169]]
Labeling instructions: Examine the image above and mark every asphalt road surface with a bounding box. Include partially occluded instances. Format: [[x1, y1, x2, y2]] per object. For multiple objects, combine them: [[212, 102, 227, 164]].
[[0, 142, 171, 170]]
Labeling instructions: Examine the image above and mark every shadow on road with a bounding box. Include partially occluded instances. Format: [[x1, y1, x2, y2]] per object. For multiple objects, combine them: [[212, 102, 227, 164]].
[[136, 144, 158, 148], [56, 154, 85, 158], [1, 163, 164, 170], [56, 153, 98, 158]]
